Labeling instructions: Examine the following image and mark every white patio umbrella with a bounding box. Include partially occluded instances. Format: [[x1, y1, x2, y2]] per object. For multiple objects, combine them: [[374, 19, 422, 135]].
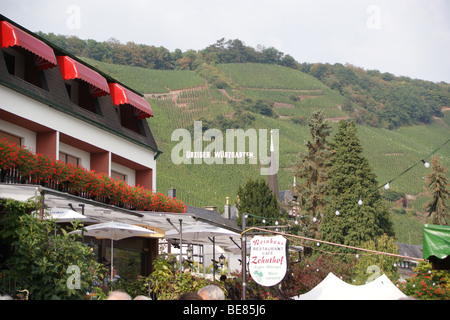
[[165, 224, 239, 242], [44, 208, 88, 222], [165, 224, 240, 277], [72, 221, 154, 282]]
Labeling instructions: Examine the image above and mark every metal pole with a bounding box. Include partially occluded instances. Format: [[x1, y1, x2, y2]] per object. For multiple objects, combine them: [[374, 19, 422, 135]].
[[241, 213, 247, 300], [79, 204, 85, 244], [179, 219, 183, 273], [212, 236, 216, 282]]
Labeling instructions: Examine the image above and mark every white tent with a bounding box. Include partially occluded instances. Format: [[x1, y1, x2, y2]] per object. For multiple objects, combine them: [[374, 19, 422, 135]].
[[293, 272, 408, 300]]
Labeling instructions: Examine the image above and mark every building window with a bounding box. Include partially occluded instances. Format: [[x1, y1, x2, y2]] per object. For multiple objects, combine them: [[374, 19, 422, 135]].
[[111, 170, 126, 182], [65, 79, 102, 115], [59, 151, 80, 167], [117, 104, 143, 134], [0, 130, 21, 146], [2, 47, 48, 90]]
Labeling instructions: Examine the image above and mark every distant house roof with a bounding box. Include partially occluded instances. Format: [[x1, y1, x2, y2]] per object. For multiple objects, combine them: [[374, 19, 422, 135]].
[[396, 242, 423, 260], [279, 190, 294, 203]]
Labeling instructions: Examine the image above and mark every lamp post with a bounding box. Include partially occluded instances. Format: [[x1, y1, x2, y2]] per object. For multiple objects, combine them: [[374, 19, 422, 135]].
[[187, 245, 193, 260], [219, 254, 225, 269]]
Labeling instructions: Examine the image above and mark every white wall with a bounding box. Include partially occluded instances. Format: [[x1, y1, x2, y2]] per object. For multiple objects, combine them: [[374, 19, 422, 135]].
[[0, 85, 157, 189], [0, 118, 37, 152]]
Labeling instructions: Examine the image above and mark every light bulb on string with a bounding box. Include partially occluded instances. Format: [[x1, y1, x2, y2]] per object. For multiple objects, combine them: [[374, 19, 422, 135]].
[[335, 209, 340, 216], [384, 181, 390, 190], [275, 221, 279, 226], [422, 160, 430, 168], [358, 198, 363, 206], [262, 219, 266, 224], [312, 217, 317, 223]]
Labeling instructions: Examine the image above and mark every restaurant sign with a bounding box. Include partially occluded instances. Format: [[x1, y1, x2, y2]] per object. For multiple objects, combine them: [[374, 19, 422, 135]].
[[249, 235, 288, 287]]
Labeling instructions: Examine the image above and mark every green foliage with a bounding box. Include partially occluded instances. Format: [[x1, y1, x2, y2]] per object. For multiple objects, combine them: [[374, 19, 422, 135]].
[[218, 63, 324, 90], [81, 57, 205, 94], [0, 199, 106, 300], [236, 178, 281, 227], [398, 261, 450, 300], [73, 48, 449, 244], [287, 254, 355, 295], [291, 112, 333, 238], [351, 234, 400, 285], [423, 156, 449, 225], [141, 258, 214, 300], [320, 120, 394, 251], [382, 189, 406, 202], [306, 62, 450, 129]]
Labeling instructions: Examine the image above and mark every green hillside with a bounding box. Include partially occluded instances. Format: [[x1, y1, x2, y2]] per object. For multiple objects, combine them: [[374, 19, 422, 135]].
[[83, 58, 450, 244]]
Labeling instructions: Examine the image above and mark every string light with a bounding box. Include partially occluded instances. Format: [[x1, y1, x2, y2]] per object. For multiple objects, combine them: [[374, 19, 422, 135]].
[[343, 138, 449, 211]]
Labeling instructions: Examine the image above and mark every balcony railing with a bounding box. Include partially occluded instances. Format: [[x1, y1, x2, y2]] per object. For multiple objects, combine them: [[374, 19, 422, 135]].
[[0, 139, 186, 213]]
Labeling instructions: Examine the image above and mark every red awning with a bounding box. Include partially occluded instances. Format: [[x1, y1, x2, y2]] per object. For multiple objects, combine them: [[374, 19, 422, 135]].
[[57, 56, 110, 97], [108, 83, 153, 119], [0, 20, 57, 70]]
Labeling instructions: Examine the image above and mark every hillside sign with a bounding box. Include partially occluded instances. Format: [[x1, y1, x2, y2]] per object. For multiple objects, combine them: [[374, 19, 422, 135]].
[[249, 235, 288, 287]]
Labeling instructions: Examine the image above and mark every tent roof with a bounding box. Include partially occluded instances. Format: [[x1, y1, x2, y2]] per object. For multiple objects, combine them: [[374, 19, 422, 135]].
[[423, 224, 450, 260], [293, 273, 408, 300]]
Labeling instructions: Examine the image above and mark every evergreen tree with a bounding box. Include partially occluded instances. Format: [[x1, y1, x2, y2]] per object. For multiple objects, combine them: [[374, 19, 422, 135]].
[[236, 178, 280, 227], [320, 120, 394, 251], [291, 111, 333, 238], [424, 156, 449, 225]]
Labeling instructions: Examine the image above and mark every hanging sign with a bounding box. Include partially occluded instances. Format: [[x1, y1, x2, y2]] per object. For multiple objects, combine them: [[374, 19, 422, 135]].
[[249, 235, 287, 287]]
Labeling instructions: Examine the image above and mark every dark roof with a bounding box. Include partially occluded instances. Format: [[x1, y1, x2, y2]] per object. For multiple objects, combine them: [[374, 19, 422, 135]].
[[185, 205, 238, 231], [396, 242, 423, 260]]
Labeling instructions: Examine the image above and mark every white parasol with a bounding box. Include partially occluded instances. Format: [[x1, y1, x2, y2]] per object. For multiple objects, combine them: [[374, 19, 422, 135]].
[[44, 208, 88, 222], [165, 224, 240, 277], [72, 221, 154, 282]]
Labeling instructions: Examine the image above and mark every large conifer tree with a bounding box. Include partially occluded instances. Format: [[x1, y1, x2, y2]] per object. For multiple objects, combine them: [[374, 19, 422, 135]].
[[320, 120, 394, 250], [424, 156, 449, 225], [236, 178, 280, 227], [291, 111, 333, 238]]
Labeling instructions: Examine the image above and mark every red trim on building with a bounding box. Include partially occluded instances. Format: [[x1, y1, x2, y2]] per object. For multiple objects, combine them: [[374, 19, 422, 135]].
[[0, 21, 57, 70], [57, 56, 110, 97], [108, 83, 153, 119]]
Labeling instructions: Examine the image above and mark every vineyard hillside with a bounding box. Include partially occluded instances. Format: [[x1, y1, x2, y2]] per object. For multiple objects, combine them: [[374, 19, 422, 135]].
[[83, 58, 450, 244]]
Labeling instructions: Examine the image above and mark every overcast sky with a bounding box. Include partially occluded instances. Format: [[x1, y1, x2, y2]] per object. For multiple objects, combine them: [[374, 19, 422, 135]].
[[2, 0, 449, 83]]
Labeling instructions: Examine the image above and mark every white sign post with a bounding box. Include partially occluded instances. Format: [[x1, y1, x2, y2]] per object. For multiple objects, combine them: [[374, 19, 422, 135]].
[[249, 235, 288, 287]]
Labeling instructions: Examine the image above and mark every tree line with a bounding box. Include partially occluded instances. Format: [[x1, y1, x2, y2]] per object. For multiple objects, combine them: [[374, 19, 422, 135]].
[[38, 32, 450, 129]]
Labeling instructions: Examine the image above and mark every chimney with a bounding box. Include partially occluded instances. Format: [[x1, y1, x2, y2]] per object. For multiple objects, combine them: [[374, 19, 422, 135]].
[[223, 197, 231, 219], [168, 188, 176, 198]]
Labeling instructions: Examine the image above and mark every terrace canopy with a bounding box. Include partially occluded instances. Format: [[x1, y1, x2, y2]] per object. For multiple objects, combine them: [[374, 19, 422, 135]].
[[0, 20, 57, 70], [108, 83, 153, 119], [57, 55, 110, 97], [423, 224, 450, 270], [293, 273, 408, 300]]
